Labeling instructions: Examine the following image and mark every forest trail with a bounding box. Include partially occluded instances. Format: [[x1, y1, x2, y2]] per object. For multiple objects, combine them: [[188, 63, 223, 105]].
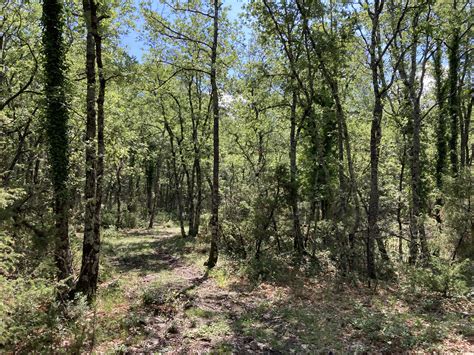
[[97, 227, 318, 353], [94, 227, 473, 353]]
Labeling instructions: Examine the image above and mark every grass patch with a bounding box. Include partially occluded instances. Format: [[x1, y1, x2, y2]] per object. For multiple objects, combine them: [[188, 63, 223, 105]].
[[190, 319, 232, 339], [208, 267, 231, 288], [185, 306, 216, 319]]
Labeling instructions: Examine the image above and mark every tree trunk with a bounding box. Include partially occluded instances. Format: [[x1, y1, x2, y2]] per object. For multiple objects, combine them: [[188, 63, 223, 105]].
[[164, 120, 186, 238], [367, 95, 382, 279], [397, 141, 406, 261], [42, 0, 74, 294], [148, 158, 161, 229], [193, 156, 203, 237], [332, 80, 360, 270], [448, 11, 460, 175], [90, 12, 105, 294], [187, 76, 202, 238], [408, 95, 428, 263], [290, 90, 304, 256], [433, 42, 447, 222], [116, 162, 122, 228], [75, 0, 100, 301], [460, 49, 472, 169], [396, 17, 430, 264], [146, 160, 154, 219], [187, 163, 195, 237], [206, 0, 220, 268]]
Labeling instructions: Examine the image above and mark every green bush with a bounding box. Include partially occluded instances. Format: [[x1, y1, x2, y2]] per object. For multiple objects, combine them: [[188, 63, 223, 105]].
[[101, 211, 116, 228], [0, 232, 92, 352], [122, 211, 138, 229], [141, 282, 174, 307], [238, 253, 294, 284], [352, 305, 416, 350], [403, 257, 471, 297]]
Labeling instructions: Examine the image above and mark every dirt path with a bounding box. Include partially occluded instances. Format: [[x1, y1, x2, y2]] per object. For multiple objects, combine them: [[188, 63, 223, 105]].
[[96, 228, 473, 354], [123, 231, 287, 353]]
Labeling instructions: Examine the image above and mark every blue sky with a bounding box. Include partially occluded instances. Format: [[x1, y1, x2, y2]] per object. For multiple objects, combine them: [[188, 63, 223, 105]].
[[119, 0, 248, 62]]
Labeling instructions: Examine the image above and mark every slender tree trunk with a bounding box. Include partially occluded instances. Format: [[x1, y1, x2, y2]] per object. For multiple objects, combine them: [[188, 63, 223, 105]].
[[448, 6, 460, 175], [407, 84, 429, 263], [146, 160, 154, 219], [366, 0, 394, 279], [148, 159, 161, 229], [76, 0, 101, 301], [367, 95, 382, 279], [188, 158, 197, 238], [206, 0, 220, 268], [463, 94, 472, 167], [290, 90, 304, 256], [188, 77, 202, 238], [332, 81, 360, 270], [90, 13, 105, 294], [460, 49, 472, 169], [194, 156, 202, 237], [187, 163, 195, 237], [342, 105, 360, 269], [397, 142, 406, 261], [164, 121, 186, 238], [116, 163, 122, 228], [434, 42, 446, 222]]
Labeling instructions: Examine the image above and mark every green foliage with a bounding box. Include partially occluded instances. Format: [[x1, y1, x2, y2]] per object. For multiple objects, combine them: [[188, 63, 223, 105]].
[[443, 174, 473, 259], [141, 280, 182, 308], [121, 211, 138, 229], [0, 241, 91, 352], [101, 211, 116, 229], [352, 305, 417, 350], [2, 0, 473, 352], [238, 253, 296, 284], [42, 0, 70, 191], [190, 319, 231, 339], [403, 257, 471, 297]]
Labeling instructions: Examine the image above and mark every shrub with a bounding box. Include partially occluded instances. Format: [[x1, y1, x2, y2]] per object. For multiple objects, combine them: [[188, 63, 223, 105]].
[[122, 211, 138, 229], [403, 257, 471, 297], [101, 211, 116, 228], [352, 305, 416, 350], [0, 232, 92, 352]]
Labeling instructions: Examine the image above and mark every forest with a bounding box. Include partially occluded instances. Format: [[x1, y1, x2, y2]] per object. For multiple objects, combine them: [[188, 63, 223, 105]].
[[0, 0, 473, 352]]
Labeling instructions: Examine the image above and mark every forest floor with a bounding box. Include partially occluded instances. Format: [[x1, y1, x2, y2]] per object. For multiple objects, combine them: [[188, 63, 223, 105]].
[[91, 226, 473, 353]]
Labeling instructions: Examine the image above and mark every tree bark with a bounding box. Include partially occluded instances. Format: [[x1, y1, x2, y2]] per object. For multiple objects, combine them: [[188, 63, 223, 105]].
[[75, 0, 100, 301], [148, 158, 161, 229], [116, 162, 123, 228], [397, 140, 406, 261], [42, 0, 73, 293], [289, 90, 304, 256], [164, 119, 186, 238], [447, 2, 460, 175], [206, 0, 220, 268], [433, 41, 447, 222], [367, 96, 382, 279]]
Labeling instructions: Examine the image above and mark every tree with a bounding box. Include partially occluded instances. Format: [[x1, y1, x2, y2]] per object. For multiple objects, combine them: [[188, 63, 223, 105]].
[[447, 0, 461, 175], [433, 39, 447, 217], [359, 0, 407, 278], [206, 0, 221, 268], [393, 1, 432, 263], [41, 0, 73, 292], [75, 0, 107, 300], [256, 0, 309, 257]]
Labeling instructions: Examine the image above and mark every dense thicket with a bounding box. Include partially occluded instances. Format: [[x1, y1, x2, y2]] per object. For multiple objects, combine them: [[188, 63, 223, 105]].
[[0, 0, 472, 351]]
